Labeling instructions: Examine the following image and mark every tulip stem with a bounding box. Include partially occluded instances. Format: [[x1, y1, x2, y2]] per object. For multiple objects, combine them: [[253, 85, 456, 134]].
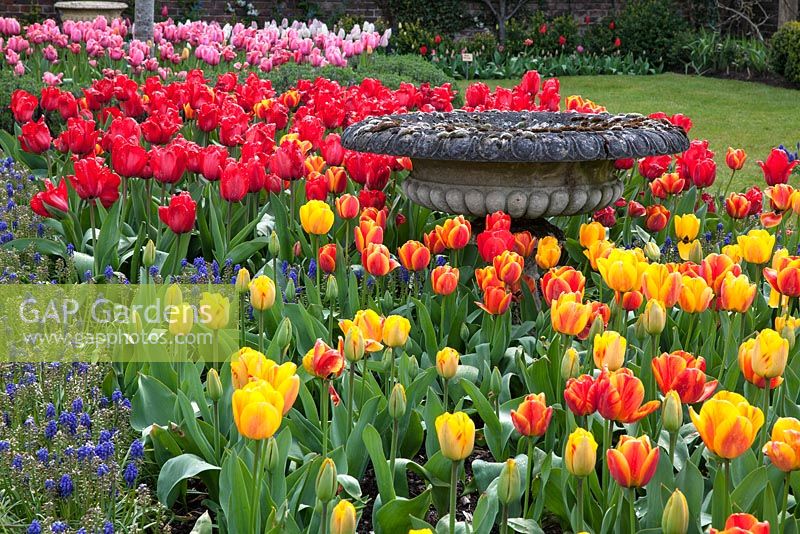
[[628, 488, 636, 534], [258, 311, 265, 355], [603, 418, 612, 507], [723, 459, 732, 522], [523, 438, 535, 517], [449, 461, 459, 534], [321, 379, 329, 457], [312, 234, 320, 291], [669, 431, 677, 465], [347, 363, 355, 439], [389, 418, 399, 485], [576, 476, 585, 532], [443, 377, 449, 412], [212, 399, 220, 462], [781, 471, 790, 533], [226, 201, 232, 250], [320, 500, 329, 534], [500, 504, 509, 534], [762, 385, 771, 454], [89, 201, 98, 272], [249, 439, 263, 532], [385, 348, 394, 398]]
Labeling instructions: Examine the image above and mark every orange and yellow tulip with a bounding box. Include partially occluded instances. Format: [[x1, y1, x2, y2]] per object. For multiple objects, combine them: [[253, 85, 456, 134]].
[[299, 200, 335, 235], [535, 236, 561, 269], [477, 286, 512, 315], [725, 147, 747, 170], [752, 328, 789, 379], [436, 347, 460, 379], [737, 229, 775, 264], [651, 350, 717, 404], [232, 379, 284, 440], [689, 391, 764, 459], [551, 291, 593, 336], [595, 368, 660, 423], [565, 427, 598, 477], [540, 266, 586, 306], [511, 393, 553, 437], [596, 248, 646, 293], [725, 192, 751, 219], [710, 514, 769, 534], [436, 216, 471, 250], [764, 254, 800, 298], [475, 266, 505, 291], [354, 219, 383, 253], [763, 417, 800, 472], [593, 330, 626, 371], [641, 263, 682, 307], [699, 253, 742, 294], [334, 193, 360, 219], [493, 250, 524, 285], [579, 222, 606, 248], [564, 374, 598, 417], [435, 411, 475, 461], [678, 275, 713, 313], [362, 242, 399, 277], [718, 272, 756, 313], [739, 337, 784, 390], [398, 240, 431, 272], [513, 231, 536, 258], [431, 265, 459, 295], [584, 240, 614, 270], [339, 309, 384, 352], [606, 435, 660, 488]]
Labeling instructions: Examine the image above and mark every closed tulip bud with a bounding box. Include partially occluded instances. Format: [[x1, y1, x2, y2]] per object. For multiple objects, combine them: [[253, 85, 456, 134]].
[[436, 347, 460, 379], [143, 239, 156, 267], [688, 240, 704, 264], [662, 489, 689, 534], [316, 458, 338, 503], [497, 458, 522, 504], [662, 390, 682, 432], [131, 310, 143, 333], [265, 436, 279, 472], [561, 347, 580, 380], [326, 275, 338, 302], [782, 324, 796, 349], [269, 231, 280, 257], [382, 315, 411, 348], [565, 427, 598, 477], [634, 315, 648, 340], [490, 367, 502, 399], [343, 327, 365, 362], [235, 268, 251, 293], [643, 241, 661, 262], [642, 299, 666, 335], [330, 499, 357, 534], [293, 241, 302, 258], [164, 283, 183, 307], [285, 278, 296, 301], [388, 383, 406, 419], [206, 368, 223, 403], [593, 330, 626, 371], [249, 275, 276, 311], [588, 314, 605, 342], [435, 411, 476, 461], [168, 302, 194, 336], [275, 317, 293, 350]]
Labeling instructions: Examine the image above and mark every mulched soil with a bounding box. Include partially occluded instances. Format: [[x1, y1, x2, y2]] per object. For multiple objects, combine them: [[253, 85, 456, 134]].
[[685, 68, 798, 90]]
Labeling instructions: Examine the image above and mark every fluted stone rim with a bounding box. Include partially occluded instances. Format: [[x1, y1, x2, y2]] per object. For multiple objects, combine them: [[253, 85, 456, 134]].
[[342, 110, 690, 163]]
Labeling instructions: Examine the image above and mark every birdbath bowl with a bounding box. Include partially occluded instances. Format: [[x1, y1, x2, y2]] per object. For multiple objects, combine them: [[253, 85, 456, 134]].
[[55, 1, 128, 21], [342, 110, 689, 235]]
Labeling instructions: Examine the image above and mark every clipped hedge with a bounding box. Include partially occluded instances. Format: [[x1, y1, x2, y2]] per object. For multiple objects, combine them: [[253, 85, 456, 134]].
[[770, 21, 800, 84]]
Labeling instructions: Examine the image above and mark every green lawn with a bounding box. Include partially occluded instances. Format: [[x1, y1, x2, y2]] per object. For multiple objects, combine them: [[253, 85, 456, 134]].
[[456, 73, 800, 191]]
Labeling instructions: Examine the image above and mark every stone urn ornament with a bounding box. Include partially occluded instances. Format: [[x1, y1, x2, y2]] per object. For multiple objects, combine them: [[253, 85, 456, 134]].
[[342, 110, 689, 237], [55, 1, 128, 21]]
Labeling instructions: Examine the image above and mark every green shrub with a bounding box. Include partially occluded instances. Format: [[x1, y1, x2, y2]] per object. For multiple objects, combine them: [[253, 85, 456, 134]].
[[680, 30, 770, 75], [770, 21, 800, 84], [0, 70, 45, 134], [383, 0, 473, 35], [583, 17, 618, 55], [393, 21, 443, 55], [615, 0, 688, 68], [457, 32, 498, 55], [503, 13, 580, 56]]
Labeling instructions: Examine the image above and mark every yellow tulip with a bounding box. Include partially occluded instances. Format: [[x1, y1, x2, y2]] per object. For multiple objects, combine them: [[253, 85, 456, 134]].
[[299, 200, 335, 235], [164, 283, 183, 307], [436, 347, 460, 379], [584, 240, 614, 271], [596, 248, 646, 293], [641, 263, 682, 307], [535, 236, 561, 269], [168, 302, 194, 336], [641, 299, 666, 335], [199, 292, 230, 330], [579, 222, 606, 249], [382, 315, 411, 347], [339, 309, 384, 352], [763, 417, 800, 472], [689, 390, 763, 459], [565, 427, 597, 477], [593, 330, 626, 371], [721, 243, 742, 263], [249, 275, 276, 311], [674, 214, 700, 262], [718, 272, 756, 313], [752, 328, 789, 379], [231, 378, 284, 440], [235, 267, 251, 293], [435, 411, 475, 461], [737, 229, 775, 264], [551, 291, 593, 336], [678, 275, 713, 313], [330, 499, 357, 534]]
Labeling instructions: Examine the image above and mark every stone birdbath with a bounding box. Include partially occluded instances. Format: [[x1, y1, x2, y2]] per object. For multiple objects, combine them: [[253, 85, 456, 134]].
[[341, 110, 689, 237], [55, 1, 128, 21]]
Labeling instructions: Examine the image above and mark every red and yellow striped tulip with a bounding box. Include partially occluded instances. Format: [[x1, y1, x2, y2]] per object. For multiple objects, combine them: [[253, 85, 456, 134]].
[[689, 391, 764, 459], [651, 350, 717, 404], [595, 368, 661, 423], [606, 435, 660, 488], [511, 393, 553, 437]]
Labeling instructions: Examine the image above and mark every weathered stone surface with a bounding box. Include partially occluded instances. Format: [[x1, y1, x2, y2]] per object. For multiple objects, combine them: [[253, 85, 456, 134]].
[[341, 110, 689, 163], [54, 1, 128, 21], [342, 110, 689, 218]]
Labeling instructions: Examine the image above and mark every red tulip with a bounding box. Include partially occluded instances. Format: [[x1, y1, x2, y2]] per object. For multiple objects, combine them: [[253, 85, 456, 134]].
[[294, 115, 325, 149], [57, 91, 79, 119], [56, 117, 99, 156], [638, 155, 671, 180], [111, 140, 148, 178], [318, 243, 337, 274], [345, 152, 392, 189], [158, 192, 196, 234], [102, 116, 141, 152], [197, 103, 220, 132], [141, 110, 182, 144], [486, 211, 511, 231], [477, 228, 515, 262], [564, 374, 597, 417], [652, 350, 717, 404], [691, 158, 717, 188], [40, 87, 61, 112], [305, 172, 329, 201], [759, 148, 798, 186], [18, 118, 51, 154], [614, 158, 634, 170], [627, 200, 646, 217], [358, 189, 386, 210], [150, 143, 187, 184], [243, 156, 269, 193], [269, 141, 304, 181], [10, 90, 37, 123], [30, 178, 69, 218], [321, 133, 345, 166], [220, 160, 249, 202], [219, 113, 249, 147], [198, 145, 228, 182], [72, 158, 120, 208]]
